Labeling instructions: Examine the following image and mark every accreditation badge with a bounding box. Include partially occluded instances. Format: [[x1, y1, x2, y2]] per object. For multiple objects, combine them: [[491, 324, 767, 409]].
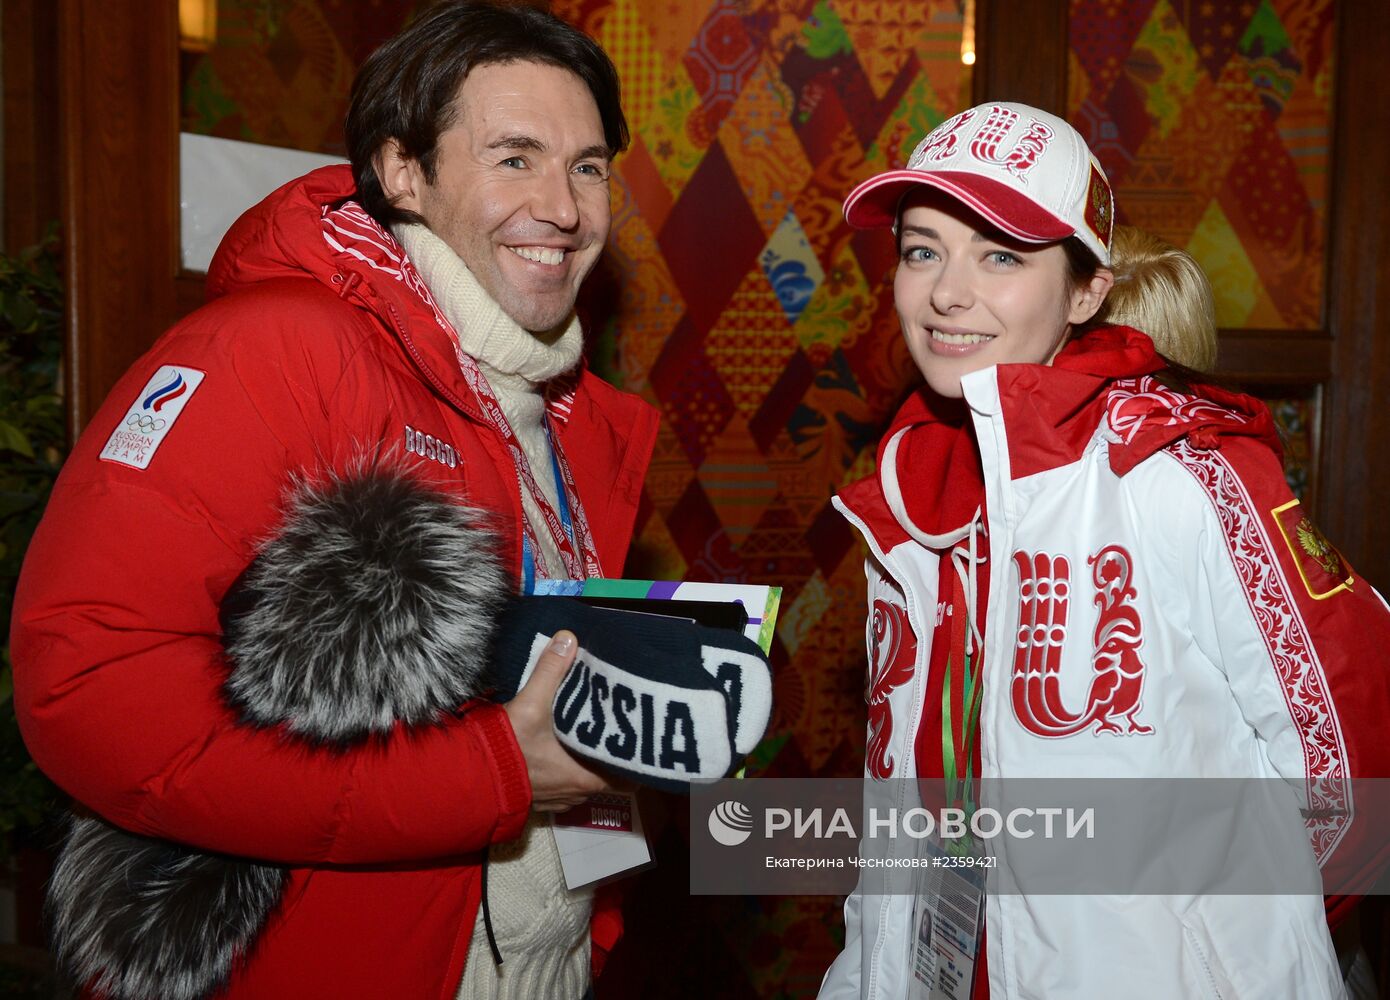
[[908, 835, 987, 1000]]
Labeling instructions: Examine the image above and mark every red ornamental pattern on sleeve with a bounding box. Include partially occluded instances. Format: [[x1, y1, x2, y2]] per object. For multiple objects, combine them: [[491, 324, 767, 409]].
[[1169, 439, 1350, 863], [866, 598, 917, 780]]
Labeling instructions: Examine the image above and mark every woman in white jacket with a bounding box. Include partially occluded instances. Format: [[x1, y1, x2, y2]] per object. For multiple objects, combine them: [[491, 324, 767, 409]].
[[818, 102, 1390, 1000]]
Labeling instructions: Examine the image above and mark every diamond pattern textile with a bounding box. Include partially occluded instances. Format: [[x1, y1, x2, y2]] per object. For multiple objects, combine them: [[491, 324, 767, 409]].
[[1068, 0, 1333, 329]]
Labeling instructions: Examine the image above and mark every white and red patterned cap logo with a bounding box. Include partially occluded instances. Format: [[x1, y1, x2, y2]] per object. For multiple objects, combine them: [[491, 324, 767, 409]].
[[845, 101, 1113, 265], [913, 108, 979, 164]]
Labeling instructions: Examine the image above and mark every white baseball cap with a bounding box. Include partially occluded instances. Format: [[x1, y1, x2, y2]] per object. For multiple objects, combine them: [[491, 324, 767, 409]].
[[843, 102, 1115, 265]]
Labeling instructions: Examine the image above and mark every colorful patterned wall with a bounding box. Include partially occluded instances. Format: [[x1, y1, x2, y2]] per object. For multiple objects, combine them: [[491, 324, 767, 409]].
[[182, 2, 972, 996], [1067, 0, 1335, 330], [560, 3, 970, 993], [560, 0, 971, 775]]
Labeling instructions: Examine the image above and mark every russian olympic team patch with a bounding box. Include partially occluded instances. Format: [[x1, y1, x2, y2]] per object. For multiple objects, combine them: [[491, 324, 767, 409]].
[[99, 365, 205, 470]]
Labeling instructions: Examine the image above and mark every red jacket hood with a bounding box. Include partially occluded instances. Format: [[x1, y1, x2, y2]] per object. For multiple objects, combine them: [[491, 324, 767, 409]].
[[840, 326, 1282, 549], [206, 164, 359, 302], [203, 164, 502, 422], [1035, 325, 1281, 477]]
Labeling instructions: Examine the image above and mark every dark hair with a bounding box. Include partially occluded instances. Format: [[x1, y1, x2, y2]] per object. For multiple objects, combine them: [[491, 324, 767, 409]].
[[1062, 236, 1102, 288], [345, 0, 629, 228]]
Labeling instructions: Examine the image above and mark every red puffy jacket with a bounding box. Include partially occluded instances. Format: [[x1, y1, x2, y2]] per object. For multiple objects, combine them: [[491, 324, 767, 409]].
[[11, 165, 658, 998]]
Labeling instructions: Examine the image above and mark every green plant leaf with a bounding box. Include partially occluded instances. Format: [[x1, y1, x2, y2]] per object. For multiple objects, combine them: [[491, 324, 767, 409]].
[[3, 291, 37, 333], [23, 393, 60, 415], [0, 421, 34, 458], [0, 226, 67, 862]]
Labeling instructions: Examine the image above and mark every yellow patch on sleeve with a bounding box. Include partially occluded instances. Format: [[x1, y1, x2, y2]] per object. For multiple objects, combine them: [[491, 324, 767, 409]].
[[1271, 499, 1354, 600]]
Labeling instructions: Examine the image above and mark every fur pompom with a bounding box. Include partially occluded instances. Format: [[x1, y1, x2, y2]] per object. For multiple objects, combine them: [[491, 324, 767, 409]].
[[221, 467, 509, 744], [49, 817, 287, 1000]]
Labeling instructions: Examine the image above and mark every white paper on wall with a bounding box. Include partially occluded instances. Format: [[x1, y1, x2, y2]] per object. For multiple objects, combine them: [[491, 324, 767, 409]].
[[180, 132, 346, 273]]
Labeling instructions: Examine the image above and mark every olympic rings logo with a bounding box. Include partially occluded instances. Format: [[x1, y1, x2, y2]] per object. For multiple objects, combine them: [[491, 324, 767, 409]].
[[127, 412, 167, 433]]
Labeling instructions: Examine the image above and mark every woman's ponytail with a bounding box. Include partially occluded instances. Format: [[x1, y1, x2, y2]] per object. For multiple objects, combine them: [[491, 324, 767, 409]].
[[1096, 226, 1219, 373]]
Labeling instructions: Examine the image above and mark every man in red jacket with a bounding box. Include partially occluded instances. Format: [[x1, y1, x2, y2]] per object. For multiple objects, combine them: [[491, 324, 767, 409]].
[[10, 3, 657, 999]]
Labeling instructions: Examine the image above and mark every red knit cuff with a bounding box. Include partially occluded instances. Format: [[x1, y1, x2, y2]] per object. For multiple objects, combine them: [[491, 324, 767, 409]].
[[467, 701, 532, 843]]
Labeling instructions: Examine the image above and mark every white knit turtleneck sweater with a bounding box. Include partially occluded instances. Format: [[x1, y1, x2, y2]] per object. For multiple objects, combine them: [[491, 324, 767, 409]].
[[393, 223, 593, 1000]]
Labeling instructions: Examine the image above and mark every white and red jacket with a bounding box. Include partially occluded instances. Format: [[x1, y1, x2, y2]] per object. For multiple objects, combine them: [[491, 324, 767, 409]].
[[11, 165, 658, 999], [819, 328, 1390, 1000]]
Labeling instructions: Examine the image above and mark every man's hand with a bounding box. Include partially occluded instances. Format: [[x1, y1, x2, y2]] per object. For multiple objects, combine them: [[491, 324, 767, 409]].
[[503, 631, 611, 812]]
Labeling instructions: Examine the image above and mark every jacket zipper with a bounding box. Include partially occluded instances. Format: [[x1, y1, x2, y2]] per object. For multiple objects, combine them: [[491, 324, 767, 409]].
[[378, 299, 528, 580], [832, 498, 934, 1000], [381, 300, 484, 423], [1183, 927, 1226, 1000]]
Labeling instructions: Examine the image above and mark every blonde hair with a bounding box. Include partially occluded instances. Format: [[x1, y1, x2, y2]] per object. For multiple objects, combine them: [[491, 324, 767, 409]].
[[1097, 226, 1218, 372]]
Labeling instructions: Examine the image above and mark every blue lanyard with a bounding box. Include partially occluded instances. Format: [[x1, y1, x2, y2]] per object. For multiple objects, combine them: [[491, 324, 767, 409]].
[[521, 423, 576, 594]]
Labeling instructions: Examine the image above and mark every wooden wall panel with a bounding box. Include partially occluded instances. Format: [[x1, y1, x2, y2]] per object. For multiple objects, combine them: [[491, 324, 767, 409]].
[[3, 0, 60, 252], [973, 0, 1068, 112], [1321, 0, 1390, 583], [58, 0, 180, 435], [1216, 331, 1333, 385]]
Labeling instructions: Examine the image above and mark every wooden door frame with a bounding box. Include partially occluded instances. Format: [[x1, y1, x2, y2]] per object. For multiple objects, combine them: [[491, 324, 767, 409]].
[[57, 0, 181, 438], [1322, 0, 1390, 586], [3, 0, 61, 254]]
